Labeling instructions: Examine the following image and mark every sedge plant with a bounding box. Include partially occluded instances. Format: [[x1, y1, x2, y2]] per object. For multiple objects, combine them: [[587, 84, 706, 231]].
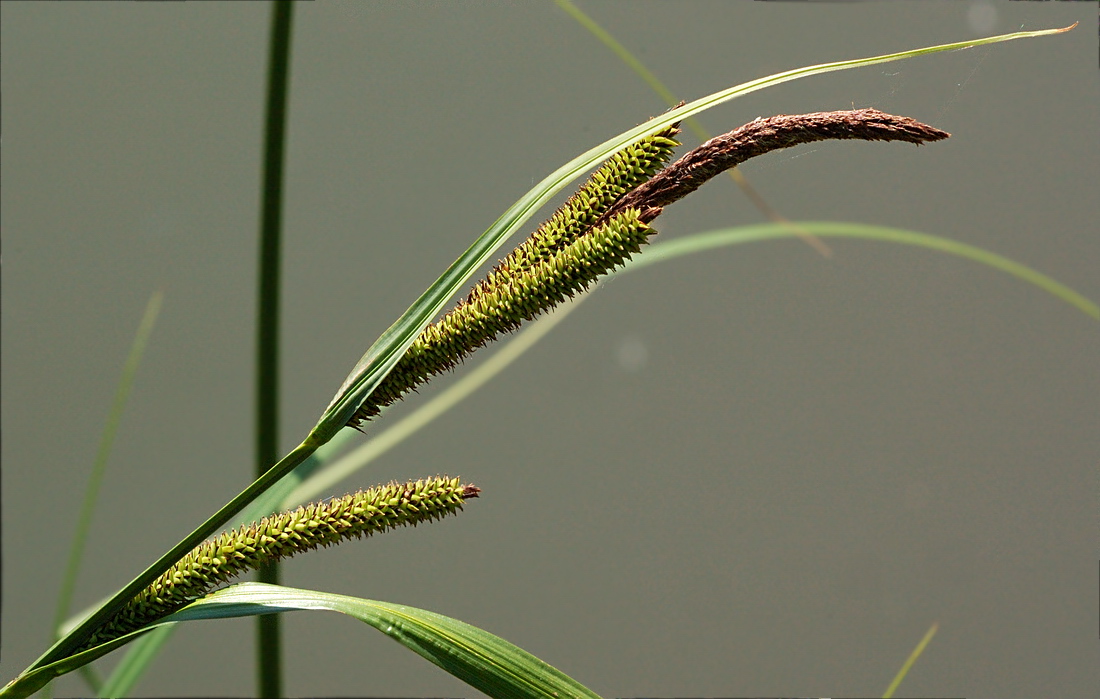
[[3, 9, 1090, 699]]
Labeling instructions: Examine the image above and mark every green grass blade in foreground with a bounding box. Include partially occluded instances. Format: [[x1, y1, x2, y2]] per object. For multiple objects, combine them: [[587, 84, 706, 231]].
[[315, 23, 1074, 443], [160, 582, 602, 699], [883, 622, 939, 699], [1, 632, 154, 699], [636, 222, 1098, 320]]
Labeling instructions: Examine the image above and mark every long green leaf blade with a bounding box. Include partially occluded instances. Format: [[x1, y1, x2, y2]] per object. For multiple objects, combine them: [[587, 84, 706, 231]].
[[314, 24, 1075, 443], [53, 291, 164, 647], [161, 583, 602, 699], [635, 222, 1098, 319]]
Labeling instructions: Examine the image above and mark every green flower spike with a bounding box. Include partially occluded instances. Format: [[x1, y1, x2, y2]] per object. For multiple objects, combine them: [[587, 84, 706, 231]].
[[79, 477, 480, 650], [500, 124, 680, 275], [348, 124, 681, 428], [351, 207, 662, 426]]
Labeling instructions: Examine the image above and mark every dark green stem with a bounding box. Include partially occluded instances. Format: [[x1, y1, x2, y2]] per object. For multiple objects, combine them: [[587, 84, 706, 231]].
[[256, 2, 294, 697]]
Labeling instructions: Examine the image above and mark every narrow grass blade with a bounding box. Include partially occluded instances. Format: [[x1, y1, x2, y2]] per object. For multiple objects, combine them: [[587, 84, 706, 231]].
[[636, 222, 1098, 319], [28, 581, 600, 699], [883, 622, 939, 699], [555, 0, 680, 108], [315, 24, 1075, 443], [46, 291, 163, 697], [1, 632, 153, 699], [161, 583, 603, 699], [96, 629, 172, 699]]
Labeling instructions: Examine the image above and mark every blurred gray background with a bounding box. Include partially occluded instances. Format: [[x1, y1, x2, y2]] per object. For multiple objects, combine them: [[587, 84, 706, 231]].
[[2, 2, 1097, 697]]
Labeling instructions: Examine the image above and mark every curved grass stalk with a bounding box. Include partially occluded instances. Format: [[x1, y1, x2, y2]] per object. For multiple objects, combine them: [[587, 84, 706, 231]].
[[17, 581, 607, 699]]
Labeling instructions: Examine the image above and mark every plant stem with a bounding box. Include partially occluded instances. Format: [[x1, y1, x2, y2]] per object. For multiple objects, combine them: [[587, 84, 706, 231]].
[[256, 2, 294, 697]]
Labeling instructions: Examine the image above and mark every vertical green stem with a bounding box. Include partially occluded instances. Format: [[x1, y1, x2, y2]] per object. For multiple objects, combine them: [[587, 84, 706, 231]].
[[255, 2, 294, 697]]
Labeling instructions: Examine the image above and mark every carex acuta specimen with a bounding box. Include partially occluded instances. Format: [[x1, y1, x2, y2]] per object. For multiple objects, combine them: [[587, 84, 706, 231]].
[[76, 107, 947, 653]]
